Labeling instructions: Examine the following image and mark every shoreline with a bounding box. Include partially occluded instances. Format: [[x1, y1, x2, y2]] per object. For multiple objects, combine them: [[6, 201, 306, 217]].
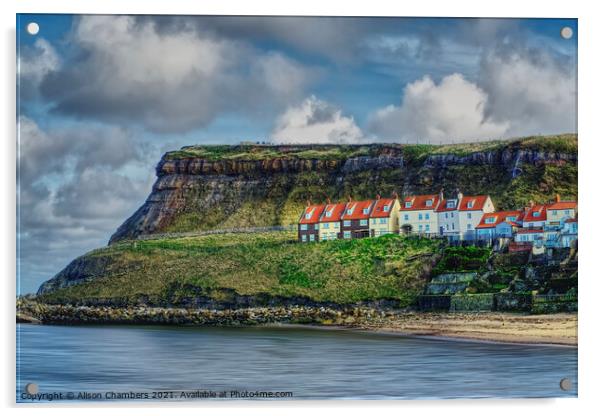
[[17, 301, 577, 347]]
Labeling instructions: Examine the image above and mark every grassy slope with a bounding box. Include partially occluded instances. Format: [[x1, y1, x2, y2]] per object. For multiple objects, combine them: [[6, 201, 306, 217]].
[[38, 232, 443, 306]]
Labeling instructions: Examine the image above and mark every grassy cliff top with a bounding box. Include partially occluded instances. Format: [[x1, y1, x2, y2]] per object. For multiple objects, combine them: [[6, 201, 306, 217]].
[[163, 134, 577, 161], [38, 232, 443, 306]]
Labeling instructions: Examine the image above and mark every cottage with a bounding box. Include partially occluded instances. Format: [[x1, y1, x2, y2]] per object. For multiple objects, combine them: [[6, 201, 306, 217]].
[[515, 228, 544, 244], [340, 199, 374, 239], [436, 195, 461, 238], [546, 194, 577, 226], [457, 194, 495, 240], [298, 203, 325, 242], [521, 204, 547, 229], [560, 218, 578, 248], [369, 195, 400, 237], [475, 210, 522, 240], [399, 192, 442, 235], [318, 202, 346, 241]]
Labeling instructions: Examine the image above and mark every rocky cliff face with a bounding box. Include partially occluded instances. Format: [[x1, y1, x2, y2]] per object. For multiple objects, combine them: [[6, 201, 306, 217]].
[[109, 140, 577, 244]]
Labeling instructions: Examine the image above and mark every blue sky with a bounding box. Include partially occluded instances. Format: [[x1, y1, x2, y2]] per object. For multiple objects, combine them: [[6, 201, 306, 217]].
[[17, 15, 577, 293]]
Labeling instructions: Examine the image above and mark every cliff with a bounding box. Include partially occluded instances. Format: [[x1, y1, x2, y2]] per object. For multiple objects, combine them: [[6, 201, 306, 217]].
[[109, 134, 577, 243]]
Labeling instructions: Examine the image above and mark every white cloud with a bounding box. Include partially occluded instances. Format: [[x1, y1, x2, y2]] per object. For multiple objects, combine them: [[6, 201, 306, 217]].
[[480, 49, 576, 136], [368, 74, 509, 143], [271, 96, 365, 144], [40, 15, 314, 133]]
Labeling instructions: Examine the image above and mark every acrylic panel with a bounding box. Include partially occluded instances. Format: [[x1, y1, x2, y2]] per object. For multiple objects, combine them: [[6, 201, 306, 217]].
[[16, 14, 578, 402]]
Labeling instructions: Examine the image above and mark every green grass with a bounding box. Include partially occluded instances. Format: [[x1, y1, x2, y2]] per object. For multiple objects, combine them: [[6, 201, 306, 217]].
[[38, 232, 444, 307]]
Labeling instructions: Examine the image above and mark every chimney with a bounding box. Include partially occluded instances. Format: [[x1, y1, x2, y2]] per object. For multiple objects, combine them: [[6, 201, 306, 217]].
[[326, 197, 331, 205], [439, 188, 444, 201], [348, 195, 353, 202], [392, 191, 399, 200], [529, 200, 535, 208], [376, 194, 381, 200], [456, 188, 463, 201], [306, 199, 312, 207], [555, 194, 561, 203]]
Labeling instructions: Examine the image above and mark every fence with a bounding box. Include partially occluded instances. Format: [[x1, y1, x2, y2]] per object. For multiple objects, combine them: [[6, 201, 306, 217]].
[[135, 225, 296, 241]]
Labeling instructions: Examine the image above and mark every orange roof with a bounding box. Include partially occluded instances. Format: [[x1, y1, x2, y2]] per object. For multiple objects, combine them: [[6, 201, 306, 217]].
[[522, 204, 547, 222], [370, 198, 397, 218], [458, 195, 490, 211], [547, 201, 577, 210], [319, 203, 347, 223], [299, 204, 326, 224], [436, 198, 459, 212], [399, 194, 440, 211], [340, 200, 374, 220], [476, 210, 523, 229]]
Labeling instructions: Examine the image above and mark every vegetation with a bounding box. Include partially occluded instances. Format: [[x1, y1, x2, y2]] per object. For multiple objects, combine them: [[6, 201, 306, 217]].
[[431, 246, 492, 275], [38, 233, 444, 307]]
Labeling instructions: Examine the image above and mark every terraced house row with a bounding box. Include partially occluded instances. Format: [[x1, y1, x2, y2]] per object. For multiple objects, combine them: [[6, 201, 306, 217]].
[[297, 191, 578, 248]]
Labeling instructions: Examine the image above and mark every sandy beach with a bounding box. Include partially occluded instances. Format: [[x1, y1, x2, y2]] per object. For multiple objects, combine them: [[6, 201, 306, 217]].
[[356, 312, 577, 346]]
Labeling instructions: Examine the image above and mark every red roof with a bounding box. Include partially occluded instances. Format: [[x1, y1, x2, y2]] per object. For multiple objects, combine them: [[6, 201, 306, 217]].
[[458, 195, 490, 211], [547, 201, 577, 210], [522, 204, 547, 222], [319, 203, 347, 223], [340, 200, 374, 220], [475, 210, 523, 229], [435, 198, 460, 212], [400, 194, 440, 211], [565, 218, 577, 223], [370, 198, 397, 218], [299, 204, 326, 224]]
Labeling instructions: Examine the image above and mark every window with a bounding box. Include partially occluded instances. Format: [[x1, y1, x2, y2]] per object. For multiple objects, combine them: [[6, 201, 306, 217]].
[[372, 219, 377, 224], [446, 224, 450, 231], [321, 235, 328, 241], [418, 213, 423, 220], [467, 224, 472, 230], [343, 220, 351, 227], [445, 213, 448, 219], [360, 219, 368, 226], [485, 217, 495, 224], [565, 210, 570, 215], [323, 223, 330, 229], [467, 213, 472, 219], [446, 200, 455, 208], [425, 224, 430, 231], [405, 201, 412, 208], [507, 216, 516, 222], [344, 231, 351, 239], [309, 235, 315, 242], [533, 212, 540, 217], [418, 225, 423, 231], [552, 211, 557, 216], [346, 209, 353, 215], [404, 214, 409, 221], [426, 199, 432, 207], [467, 200, 474, 209], [301, 235, 307, 242], [363, 208, 369, 215], [305, 213, 311, 220], [452, 223, 455, 230], [451, 212, 454, 218], [384, 205, 390, 212], [300, 224, 308, 231], [425, 213, 430, 220], [380, 218, 387, 224], [326, 211, 332, 218]]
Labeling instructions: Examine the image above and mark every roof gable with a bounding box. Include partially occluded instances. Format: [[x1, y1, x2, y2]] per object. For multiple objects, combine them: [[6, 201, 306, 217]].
[[370, 198, 396, 218], [341, 200, 374, 220], [319, 203, 347, 222], [299, 204, 326, 224], [400, 194, 440, 211], [458, 195, 490, 211]]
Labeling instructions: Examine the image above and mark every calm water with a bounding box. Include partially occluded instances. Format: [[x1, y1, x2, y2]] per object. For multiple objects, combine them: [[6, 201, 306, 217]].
[[17, 324, 577, 401]]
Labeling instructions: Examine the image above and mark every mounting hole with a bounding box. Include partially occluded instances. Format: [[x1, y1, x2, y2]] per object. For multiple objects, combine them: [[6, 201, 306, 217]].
[[560, 27, 573, 40], [26, 22, 40, 35], [559, 378, 572, 391], [24, 383, 39, 395]]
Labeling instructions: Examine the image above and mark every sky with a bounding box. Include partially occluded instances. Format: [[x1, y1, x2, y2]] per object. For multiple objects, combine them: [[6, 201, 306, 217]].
[[16, 14, 577, 294]]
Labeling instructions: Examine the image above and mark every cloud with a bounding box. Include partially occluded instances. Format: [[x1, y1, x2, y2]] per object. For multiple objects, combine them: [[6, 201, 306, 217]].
[[39, 15, 315, 133], [271, 96, 365, 144], [479, 47, 576, 136], [368, 74, 509, 143], [18, 38, 60, 99], [17, 117, 154, 293]]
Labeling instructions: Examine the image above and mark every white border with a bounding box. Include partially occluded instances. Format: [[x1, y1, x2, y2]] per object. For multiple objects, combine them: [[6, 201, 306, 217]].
[[3, 1, 601, 415]]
